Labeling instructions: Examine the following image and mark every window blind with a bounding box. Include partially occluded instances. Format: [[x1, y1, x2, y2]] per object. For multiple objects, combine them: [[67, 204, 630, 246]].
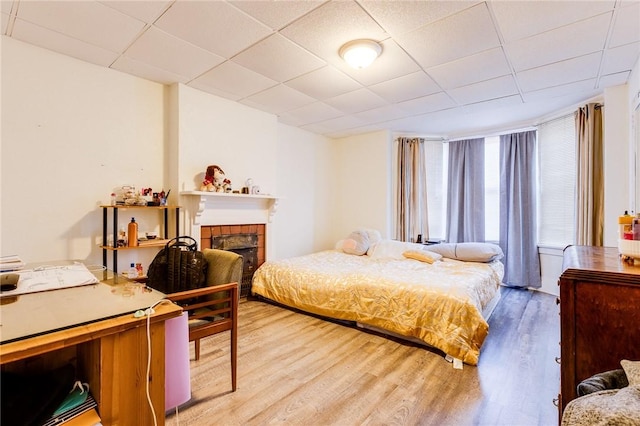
[[537, 113, 576, 247]]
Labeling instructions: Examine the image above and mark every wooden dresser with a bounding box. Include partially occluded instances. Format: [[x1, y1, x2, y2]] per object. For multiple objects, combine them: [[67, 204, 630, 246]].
[[558, 245, 640, 417]]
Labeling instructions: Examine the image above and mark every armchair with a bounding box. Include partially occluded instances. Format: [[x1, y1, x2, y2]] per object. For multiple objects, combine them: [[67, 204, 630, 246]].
[[166, 248, 243, 391]]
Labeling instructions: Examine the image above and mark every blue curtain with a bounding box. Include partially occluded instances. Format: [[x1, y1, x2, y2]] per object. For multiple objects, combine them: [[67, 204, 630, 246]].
[[499, 130, 541, 288], [446, 139, 485, 243]]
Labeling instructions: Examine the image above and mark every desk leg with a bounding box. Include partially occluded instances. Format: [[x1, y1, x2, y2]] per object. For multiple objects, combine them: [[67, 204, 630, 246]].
[[81, 322, 166, 425]]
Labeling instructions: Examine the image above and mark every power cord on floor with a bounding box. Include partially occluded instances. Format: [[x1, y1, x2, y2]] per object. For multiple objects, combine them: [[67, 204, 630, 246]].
[[142, 299, 174, 426]]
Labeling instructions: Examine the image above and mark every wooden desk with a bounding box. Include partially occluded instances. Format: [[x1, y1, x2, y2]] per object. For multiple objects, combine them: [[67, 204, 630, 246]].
[[558, 245, 640, 418], [0, 270, 182, 425]]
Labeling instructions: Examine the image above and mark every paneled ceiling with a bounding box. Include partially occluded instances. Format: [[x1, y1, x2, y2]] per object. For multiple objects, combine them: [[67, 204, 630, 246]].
[[2, 0, 640, 139]]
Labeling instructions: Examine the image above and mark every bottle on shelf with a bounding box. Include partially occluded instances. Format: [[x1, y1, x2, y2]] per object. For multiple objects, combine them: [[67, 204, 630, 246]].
[[135, 263, 144, 277], [634, 213, 640, 241], [128, 217, 139, 247]]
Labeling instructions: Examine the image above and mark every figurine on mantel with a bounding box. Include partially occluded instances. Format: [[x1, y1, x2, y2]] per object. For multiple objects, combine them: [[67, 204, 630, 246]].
[[200, 165, 230, 193]]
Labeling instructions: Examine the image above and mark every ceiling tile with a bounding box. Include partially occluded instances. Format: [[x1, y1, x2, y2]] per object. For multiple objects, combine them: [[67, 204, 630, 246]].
[[241, 84, 316, 114], [16, 1, 145, 52], [338, 39, 421, 86], [448, 75, 519, 106], [505, 13, 612, 72], [609, 2, 640, 48], [323, 88, 388, 114], [301, 114, 367, 134], [395, 3, 500, 69], [369, 71, 440, 103], [280, 1, 388, 66], [285, 66, 361, 100], [396, 92, 457, 115], [517, 52, 602, 92], [189, 61, 278, 98], [186, 82, 243, 102], [601, 41, 640, 75], [490, 1, 615, 42], [278, 101, 343, 127], [522, 79, 598, 102], [98, 1, 172, 24], [154, 1, 272, 58], [360, 0, 478, 37], [229, 0, 326, 30], [11, 18, 119, 67], [427, 48, 511, 90], [354, 104, 408, 124], [111, 55, 189, 85], [1, 2, 14, 14], [124, 26, 225, 79], [232, 34, 326, 83], [599, 71, 632, 88], [2, 12, 10, 34]]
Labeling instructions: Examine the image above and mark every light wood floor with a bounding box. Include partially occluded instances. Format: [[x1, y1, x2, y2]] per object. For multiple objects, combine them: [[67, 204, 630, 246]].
[[167, 287, 560, 426]]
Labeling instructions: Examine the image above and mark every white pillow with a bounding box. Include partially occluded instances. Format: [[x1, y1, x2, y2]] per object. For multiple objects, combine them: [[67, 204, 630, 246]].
[[367, 239, 425, 259], [426, 242, 503, 263], [357, 228, 382, 245], [338, 230, 370, 255]]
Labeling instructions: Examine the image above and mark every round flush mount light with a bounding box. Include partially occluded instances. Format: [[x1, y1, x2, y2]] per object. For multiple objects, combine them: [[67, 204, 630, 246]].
[[339, 39, 382, 69]]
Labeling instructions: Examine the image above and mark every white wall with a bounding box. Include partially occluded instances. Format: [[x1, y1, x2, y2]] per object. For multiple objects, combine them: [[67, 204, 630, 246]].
[[1, 37, 166, 271], [274, 124, 335, 258], [330, 130, 394, 244], [603, 84, 632, 246], [0, 37, 334, 271]]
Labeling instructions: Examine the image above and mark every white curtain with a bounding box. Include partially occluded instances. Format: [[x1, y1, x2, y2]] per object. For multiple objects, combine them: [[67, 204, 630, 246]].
[[396, 137, 428, 242]]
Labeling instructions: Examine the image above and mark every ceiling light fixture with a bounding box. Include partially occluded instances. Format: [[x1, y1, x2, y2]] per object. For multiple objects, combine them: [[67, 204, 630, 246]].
[[339, 39, 382, 69]]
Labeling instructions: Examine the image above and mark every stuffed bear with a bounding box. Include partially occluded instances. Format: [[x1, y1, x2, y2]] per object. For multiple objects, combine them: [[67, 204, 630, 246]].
[[200, 165, 228, 192]]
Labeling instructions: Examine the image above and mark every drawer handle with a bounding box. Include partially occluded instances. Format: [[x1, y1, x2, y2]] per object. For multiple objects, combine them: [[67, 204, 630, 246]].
[[555, 357, 561, 364], [553, 397, 559, 407]]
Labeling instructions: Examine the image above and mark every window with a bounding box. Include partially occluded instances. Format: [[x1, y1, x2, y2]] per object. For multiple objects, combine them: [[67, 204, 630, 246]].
[[537, 114, 576, 247], [425, 140, 447, 241], [484, 137, 500, 242]]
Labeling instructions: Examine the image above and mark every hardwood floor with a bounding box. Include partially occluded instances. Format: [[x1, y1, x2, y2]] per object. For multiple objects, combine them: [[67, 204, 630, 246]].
[[167, 287, 560, 426]]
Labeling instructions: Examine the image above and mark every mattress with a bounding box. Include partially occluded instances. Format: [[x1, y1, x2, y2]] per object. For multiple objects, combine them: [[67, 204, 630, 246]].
[[251, 250, 504, 365]]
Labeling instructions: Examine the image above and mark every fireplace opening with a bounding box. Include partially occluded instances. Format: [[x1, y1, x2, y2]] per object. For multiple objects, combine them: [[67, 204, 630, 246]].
[[200, 224, 265, 298]]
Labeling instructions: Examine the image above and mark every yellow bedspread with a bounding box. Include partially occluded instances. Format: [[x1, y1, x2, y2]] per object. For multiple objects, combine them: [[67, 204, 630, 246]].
[[251, 250, 504, 365]]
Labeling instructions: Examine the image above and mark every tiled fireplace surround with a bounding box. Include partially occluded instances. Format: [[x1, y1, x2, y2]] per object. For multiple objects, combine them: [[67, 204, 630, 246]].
[[200, 224, 265, 297], [180, 192, 278, 297]]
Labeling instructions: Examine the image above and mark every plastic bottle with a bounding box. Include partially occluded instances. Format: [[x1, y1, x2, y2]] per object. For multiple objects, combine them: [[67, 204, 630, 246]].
[[128, 217, 139, 247], [619, 211, 633, 240], [110, 193, 116, 206], [127, 263, 137, 279], [634, 213, 640, 241]]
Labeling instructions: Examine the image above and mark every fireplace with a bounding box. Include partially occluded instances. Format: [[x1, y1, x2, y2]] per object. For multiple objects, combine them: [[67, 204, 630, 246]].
[[200, 224, 265, 297]]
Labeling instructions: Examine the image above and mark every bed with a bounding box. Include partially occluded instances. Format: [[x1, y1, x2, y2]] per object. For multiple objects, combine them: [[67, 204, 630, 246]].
[[251, 237, 504, 365]]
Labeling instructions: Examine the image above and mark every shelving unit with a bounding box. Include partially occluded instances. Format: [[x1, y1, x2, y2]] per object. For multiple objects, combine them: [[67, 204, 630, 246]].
[[101, 205, 180, 273]]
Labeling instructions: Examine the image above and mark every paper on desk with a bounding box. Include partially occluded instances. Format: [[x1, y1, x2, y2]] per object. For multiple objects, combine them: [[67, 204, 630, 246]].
[[0, 263, 99, 297]]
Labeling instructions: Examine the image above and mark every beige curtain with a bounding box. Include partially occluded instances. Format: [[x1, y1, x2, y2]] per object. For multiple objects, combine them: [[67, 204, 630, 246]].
[[575, 103, 604, 246], [396, 137, 428, 242]]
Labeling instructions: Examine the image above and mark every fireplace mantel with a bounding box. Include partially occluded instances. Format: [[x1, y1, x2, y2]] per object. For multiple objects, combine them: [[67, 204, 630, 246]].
[[180, 191, 279, 225]]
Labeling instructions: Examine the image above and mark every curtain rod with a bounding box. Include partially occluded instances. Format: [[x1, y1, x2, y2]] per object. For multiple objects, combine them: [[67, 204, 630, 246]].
[[445, 126, 538, 143]]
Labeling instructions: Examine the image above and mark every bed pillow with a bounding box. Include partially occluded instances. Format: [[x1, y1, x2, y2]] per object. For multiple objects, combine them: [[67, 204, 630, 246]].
[[622, 360, 640, 386], [339, 230, 370, 255], [426, 242, 503, 263], [358, 228, 382, 245], [403, 250, 443, 264], [367, 239, 425, 259]]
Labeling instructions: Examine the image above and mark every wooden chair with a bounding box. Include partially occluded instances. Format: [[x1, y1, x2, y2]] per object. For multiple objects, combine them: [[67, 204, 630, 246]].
[[166, 248, 243, 391]]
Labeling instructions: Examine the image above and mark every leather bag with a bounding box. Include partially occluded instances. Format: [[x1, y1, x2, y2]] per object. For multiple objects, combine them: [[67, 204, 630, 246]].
[[147, 236, 207, 294]]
